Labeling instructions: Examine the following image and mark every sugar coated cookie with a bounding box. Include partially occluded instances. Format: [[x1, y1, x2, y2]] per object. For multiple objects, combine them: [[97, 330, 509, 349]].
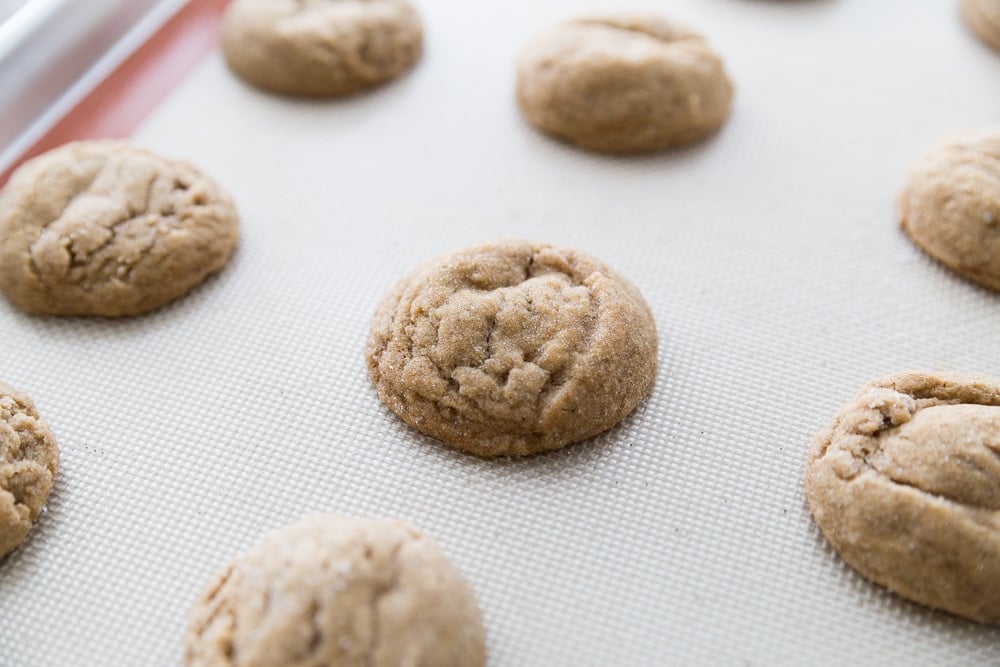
[[185, 514, 486, 667], [0, 141, 239, 317], [899, 130, 1000, 292], [516, 13, 733, 153], [0, 382, 58, 559], [367, 240, 658, 457], [805, 372, 1000, 623], [222, 0, 423, 97]]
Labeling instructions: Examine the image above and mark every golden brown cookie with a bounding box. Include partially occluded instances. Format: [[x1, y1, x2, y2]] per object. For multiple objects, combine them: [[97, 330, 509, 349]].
[[185, 514, 486, 667], [366, 240, 658, 457], [805, 371, 1000, 623], [0, 140, 239, 317], [962, 0, 1000, 52], [221, 0, 423, 97], [899, 130, 1000, 292], [0, 382, 58, 560], [515, 13, 733, 153]]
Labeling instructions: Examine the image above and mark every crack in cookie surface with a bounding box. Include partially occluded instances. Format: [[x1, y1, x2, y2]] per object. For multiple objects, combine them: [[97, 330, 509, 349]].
[[29, 165, 179, 288], [571, 16, 701, 47], [398, 250, 598, 427], [814, 376, 1000, 512], [868, 404, 1000, 513]]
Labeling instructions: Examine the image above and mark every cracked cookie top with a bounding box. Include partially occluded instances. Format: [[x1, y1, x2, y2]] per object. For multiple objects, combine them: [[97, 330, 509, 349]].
[[366, 240, 658, 457], [0, 382, 58, 559], [185, 514, 486, 667], [515, 13, 733, 153], [899, 129, 1000, 293], [222, 0, 423, 97], [805, 371, 1000, 623], [0, 141, 239, 317]]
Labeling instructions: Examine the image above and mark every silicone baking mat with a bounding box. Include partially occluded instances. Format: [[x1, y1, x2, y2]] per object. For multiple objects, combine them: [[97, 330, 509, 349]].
[[2, 0, 1000, 665]]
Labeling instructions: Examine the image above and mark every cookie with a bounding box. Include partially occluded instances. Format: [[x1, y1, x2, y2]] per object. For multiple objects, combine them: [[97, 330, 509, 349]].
[[899, 130, 1000, 292], [0, 141, 239, 317], [366, 240, 658, 457], [805, 372, 1000, 623], [962, 0, 1000, 52], [221, 0, 423, 97], [515, 13, 733, 153], [0, 382, 58, 559], [185, 514, 486, 667]]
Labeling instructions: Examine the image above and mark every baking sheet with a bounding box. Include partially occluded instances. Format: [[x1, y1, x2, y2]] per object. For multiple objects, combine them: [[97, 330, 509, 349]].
[[0, 0, 185, 174], [2, 0, 1000, 665]]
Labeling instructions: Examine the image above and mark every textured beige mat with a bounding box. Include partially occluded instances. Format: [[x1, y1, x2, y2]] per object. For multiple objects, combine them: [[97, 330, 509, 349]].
[[2, 0, 1000, 664]]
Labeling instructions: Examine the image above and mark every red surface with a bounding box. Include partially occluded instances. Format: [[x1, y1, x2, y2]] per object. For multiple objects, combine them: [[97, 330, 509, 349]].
[[1, 0, 230, 185]]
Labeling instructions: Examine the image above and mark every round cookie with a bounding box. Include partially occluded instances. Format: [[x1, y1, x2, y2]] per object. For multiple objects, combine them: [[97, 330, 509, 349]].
[[899, 130, 1000, 292], [185, 514, 486, 667], [0, 140, 239, 317], [515, 13, 733, 153], [805, 371, 1000, 623], [366, 240, 658, 457], [221, 0, 423, 97], [0, 382, 58, 559], [962, 0, 1000, 52]]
